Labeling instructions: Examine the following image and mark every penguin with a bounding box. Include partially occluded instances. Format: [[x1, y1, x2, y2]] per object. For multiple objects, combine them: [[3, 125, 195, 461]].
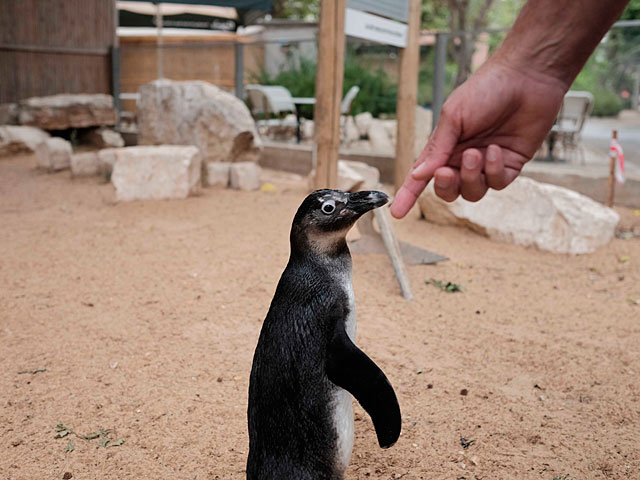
[[247, 189, 401, 480]]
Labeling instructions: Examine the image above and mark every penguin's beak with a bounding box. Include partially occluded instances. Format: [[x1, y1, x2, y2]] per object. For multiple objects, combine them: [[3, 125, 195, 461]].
[[345, 190, 389, 215]]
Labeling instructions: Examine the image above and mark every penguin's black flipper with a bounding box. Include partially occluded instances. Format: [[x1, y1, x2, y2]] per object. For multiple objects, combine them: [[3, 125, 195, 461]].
[[326, 321, 401, 449]]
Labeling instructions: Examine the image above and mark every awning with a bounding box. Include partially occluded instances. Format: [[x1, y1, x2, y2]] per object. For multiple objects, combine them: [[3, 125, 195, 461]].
[[123, 0, 272, 10]]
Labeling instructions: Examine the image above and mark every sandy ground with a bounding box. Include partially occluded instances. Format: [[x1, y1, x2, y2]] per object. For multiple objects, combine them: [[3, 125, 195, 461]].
[[1, 153, 640, 480]]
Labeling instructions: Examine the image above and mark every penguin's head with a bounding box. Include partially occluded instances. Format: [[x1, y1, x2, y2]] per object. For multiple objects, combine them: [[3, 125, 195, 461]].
[[291, 189, 389, 255]]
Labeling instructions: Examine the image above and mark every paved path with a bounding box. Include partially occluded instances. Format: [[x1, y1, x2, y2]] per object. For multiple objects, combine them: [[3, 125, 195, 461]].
[[582, 110, 640, 169]]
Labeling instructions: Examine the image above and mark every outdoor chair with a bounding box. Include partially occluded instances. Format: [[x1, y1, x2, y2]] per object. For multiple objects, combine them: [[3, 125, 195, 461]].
[[245, 85, 301, 142], [341, 85, 360, 115], [549, 90, 594, 164]]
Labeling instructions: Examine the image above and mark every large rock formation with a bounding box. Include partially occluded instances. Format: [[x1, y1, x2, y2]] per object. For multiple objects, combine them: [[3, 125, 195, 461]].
[[0, 125, 50, 156], [19, 94, 117, 130], [137, 80, 262, 164], [110, 146, 201, 201], [418, 177, 620, 254]]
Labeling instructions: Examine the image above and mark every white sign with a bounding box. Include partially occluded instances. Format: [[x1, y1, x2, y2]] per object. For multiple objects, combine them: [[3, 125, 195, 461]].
[[347, 0, 410, 23], [344, 8, 408, 48]]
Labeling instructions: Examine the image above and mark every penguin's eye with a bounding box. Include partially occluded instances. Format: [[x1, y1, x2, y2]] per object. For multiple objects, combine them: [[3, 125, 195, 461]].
[[321, 200, 336, 215]]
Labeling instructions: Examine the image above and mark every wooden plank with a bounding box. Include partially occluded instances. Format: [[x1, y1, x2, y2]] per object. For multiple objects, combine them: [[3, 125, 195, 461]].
[[394, 0, 421, 191], [374, 207, 413, 300], [607, 129, 617, 207], [314, 0, 346, 189]]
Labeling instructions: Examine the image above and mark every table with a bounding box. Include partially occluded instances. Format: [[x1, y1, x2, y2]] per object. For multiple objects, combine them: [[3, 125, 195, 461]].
[[292, 97, 316, 143]]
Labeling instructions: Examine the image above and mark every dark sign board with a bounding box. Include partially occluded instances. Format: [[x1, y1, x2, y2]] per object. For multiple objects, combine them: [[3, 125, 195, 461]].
[[119, 10, 237, 32]]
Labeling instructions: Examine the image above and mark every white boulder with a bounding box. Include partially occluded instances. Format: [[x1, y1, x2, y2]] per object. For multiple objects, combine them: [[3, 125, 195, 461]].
[[354, 112, 373, 138], [229, 162, 261, 191], [111, 146, 201, 201], [0, 125, 50, 156], [339, 160, 380, 191], [205, 161, 231, 187], [137, 80, 262, 164], [367, 120, 394, 154], [19, 94, 117, 130], [418, 177, 620, 254], [0, 103, 19, 125], [414, 106, 432, 158], [70, 152, 101, 176], [81, 127, 124, 149], [35, 137, 72, 171], [341, 116, 360, 145]]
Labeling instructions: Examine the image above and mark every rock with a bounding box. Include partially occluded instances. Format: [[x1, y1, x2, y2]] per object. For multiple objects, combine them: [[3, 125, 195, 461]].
[[341, 116, 360, 145], [138, 80, 262, 164], [205, 161, 231, 187], [339, 160, 380, 190], [19, 94, 117, 130], [301, 119, 314, 140], [0, 103, 19, 125], [414, 106, 432, 157], [381, 119, 397, 143], [97, 148, 118, 175], [229, 161, 261, 191], [354, 112, 373, 138], [337, 161, 364, 192], [81, 127, 124, 149], [35, 137, 72, 171], [70, 152, 101, 176], [0, 125, 50, 156], [110, 146, 201, 201], [367, 120, 394, 154], [418, 177, 620, 254]]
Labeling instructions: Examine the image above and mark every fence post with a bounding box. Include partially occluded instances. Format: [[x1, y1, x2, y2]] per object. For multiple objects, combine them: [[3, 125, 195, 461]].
[[314, 0, 346, 189], [432, 32, 448, 131], [394, 0, 421, 191], [235, 42, 244, 99]]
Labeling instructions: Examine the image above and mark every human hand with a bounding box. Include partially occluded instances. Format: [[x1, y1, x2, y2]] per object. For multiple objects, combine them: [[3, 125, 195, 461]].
[[390, 60, 567, 218]]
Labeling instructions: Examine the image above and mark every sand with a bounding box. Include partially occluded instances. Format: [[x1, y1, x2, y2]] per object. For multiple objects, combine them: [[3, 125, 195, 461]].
[[1, 153, 639, 480]]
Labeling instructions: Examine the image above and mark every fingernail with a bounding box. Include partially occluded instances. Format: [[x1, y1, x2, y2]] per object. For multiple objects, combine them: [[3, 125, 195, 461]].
[[435, 176, 450, 189], [411, 163, 427, 178], [486, 148, 497, 164], [463, 153, 479, 170]]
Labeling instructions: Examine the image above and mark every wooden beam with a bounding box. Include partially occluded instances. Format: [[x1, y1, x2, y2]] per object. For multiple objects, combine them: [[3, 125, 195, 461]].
[[607, 129, 618, 207], [314, 0, 346, 189], [394, 0, 421, 191]]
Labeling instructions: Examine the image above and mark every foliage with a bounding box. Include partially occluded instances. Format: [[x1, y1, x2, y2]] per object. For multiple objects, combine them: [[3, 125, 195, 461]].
[[572, 56, 624, 117], [251, 56, 398, 118], [271, 0, 319, 20]]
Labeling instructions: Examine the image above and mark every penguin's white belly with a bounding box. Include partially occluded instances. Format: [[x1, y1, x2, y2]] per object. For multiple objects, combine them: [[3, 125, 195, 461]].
[[332, 274, 356, 471]]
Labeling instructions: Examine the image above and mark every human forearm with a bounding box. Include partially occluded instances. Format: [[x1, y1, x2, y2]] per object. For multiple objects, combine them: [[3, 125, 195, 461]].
[[492, 0, 630, 88]]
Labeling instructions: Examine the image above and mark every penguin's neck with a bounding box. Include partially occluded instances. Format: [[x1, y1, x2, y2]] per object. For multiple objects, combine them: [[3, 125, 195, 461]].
[[291, 227, 353, 263]]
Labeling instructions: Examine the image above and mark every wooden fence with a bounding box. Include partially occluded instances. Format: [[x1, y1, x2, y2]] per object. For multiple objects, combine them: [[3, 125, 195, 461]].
[[0, 0, 116, 104]]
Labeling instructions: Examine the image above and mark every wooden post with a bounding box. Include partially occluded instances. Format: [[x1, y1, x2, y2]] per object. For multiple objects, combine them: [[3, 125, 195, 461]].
[[314, 0, 346, 189], [607, 129, 617, 207], [394, 0, 421, 191]]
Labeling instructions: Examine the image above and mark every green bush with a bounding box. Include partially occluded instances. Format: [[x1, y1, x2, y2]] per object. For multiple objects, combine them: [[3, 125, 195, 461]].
[[572, 57, 624, 117], [250, 56, 398, 118]]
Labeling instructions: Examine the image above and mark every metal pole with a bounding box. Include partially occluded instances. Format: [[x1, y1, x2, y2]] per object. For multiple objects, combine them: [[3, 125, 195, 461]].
[[111, 0, 121, 119], [234, 42, 244, 99], [111, 46, 121, 112], [432, 32, 448, 131], [156, 3, 163, 79], [632, 67, 639, 111]]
